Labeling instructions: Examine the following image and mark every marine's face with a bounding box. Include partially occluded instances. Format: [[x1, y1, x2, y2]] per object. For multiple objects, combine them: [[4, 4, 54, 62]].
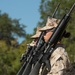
[[44, 30, 53, 42]]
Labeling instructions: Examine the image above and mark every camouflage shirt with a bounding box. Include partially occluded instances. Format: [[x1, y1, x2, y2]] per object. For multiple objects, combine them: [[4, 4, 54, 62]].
[[39, 44, 71, 75]]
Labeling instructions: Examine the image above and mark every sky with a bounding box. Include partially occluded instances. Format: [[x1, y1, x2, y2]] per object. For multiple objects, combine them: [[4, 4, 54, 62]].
[[0, 0, 41, 43]]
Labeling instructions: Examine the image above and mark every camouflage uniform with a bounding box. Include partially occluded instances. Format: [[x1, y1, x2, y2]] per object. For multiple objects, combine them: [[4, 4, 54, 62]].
[[39, 44, 70, 75], [39, 17, 71, 75]]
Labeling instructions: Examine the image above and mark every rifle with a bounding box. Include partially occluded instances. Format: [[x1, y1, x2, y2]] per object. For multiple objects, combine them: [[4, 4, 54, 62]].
[[17, 27, 46, 75], [21, 30, 45, 75], [29, 3, 75, 75], [16, 45, 33, 75], [21, 3, 60, 75]]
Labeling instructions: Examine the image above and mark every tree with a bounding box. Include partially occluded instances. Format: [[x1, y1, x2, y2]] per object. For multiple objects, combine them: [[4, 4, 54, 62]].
[[0, 11, 27, 75], [38, 0, 75, 27], [0, 12, 26, 45]]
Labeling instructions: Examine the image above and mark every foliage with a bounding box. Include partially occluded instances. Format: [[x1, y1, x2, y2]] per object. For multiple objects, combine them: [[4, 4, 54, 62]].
[[0, 0, 75, 75], [0, 12, 26, 45], [0, 39, 30, 75], [0, 11, 27, 75]]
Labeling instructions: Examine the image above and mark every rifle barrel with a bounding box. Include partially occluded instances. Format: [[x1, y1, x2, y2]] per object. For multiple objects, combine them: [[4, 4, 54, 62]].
[[52, 3, 60, 17], [68, 3, 75, 16]]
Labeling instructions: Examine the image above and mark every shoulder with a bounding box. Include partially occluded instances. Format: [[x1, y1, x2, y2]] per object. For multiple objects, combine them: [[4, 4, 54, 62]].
[[50, 44, 70, 66], [51, 44, 69, 60], [52, 44, 66, 56]]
